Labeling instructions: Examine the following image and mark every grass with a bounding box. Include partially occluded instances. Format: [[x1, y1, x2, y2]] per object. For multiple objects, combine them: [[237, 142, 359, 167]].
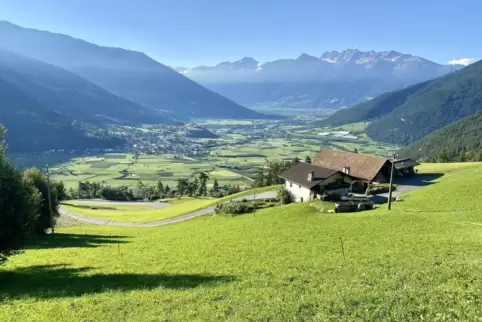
[[1, 164, 482, 320], [1, 163, 482, 320], [62, 185, 282, 223]]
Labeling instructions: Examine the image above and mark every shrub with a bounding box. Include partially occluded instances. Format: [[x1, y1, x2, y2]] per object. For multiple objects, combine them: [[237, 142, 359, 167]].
[[277, 188, 292, 205], [215, 201, 255, 216]]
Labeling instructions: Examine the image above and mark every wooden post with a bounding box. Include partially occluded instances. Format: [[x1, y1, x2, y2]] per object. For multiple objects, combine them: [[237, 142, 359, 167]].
[[388, 155, 396, 210], [339, 237, 345, 260]]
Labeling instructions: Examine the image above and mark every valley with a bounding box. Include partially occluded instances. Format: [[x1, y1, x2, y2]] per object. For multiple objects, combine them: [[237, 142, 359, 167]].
[[13, 118, 398, 191], [0, 9, 481, 322]]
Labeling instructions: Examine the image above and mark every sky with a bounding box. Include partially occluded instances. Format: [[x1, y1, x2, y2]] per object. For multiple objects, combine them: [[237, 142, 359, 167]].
[[0, 0, 479, 67]]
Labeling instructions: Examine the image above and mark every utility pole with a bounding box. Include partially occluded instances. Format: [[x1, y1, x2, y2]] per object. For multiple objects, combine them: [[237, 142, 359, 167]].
[[387, 154, 396, 210], [46, 164, 54, 234]]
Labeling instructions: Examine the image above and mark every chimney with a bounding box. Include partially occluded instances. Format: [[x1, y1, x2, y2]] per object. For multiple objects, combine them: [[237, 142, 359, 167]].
[[343, 167, 351, 175], [308, 171, 315, 181]]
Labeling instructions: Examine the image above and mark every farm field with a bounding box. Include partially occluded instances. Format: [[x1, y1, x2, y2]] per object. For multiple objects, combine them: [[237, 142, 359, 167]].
[[50, 153, 251, 190], [1, 163, 481, 320]]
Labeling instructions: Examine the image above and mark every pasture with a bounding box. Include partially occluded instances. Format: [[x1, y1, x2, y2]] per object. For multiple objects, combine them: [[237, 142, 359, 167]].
[[1, 163, 481, 320]]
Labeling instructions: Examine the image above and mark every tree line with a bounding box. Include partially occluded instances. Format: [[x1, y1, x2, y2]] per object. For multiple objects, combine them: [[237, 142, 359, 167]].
[[72, 173, 243, 201]]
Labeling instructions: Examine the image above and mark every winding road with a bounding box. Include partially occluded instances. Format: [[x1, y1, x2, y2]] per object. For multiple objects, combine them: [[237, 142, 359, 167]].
[[59, 191, 277, 228]]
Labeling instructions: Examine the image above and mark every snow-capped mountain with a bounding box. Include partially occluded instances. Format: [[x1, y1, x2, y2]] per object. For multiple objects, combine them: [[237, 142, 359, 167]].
[[175, 49, 461, 110]]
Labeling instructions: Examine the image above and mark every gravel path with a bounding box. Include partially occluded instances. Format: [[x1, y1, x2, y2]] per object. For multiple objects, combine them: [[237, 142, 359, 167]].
[[60, 191, 277, 227]]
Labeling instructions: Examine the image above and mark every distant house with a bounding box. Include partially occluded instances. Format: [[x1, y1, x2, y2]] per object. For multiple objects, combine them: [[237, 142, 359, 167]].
[[279, 162, 355, 202], [280, 149, 419, 202]]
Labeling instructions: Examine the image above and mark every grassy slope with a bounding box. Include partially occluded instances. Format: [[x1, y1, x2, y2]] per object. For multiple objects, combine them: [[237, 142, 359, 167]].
[[62, 185, 282, 223], [1, 164, 482, 321]]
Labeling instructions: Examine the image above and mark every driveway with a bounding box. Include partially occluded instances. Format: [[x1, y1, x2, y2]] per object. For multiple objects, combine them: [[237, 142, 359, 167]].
[[60, 191, 277, 227], [371, 173, 443, 203]]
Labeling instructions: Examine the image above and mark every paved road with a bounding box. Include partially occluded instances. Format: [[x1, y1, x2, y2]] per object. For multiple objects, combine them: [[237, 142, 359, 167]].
[[65, 200, 171, 209], [60, 191, 277, 227], [371, 174, 443, 203]]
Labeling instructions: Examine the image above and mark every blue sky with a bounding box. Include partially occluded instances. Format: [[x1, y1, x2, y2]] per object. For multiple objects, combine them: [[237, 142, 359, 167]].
[[0, 0, 479, 67]]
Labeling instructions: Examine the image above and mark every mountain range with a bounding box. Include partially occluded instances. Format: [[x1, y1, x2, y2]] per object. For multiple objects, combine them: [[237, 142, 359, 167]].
[[0, 21, 266, 152], [322, 60, 482, 148], [175, 49, 462, 109]]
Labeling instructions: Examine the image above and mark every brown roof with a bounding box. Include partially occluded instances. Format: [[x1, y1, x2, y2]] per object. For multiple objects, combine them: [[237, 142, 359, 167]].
[[313, 149, 388, 181], [279, 162, 339, 189]]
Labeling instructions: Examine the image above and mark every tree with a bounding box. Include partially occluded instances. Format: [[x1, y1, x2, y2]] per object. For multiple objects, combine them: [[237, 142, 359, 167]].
[[191, 177, 200, 196], [0, 125, 5, 157], [164, 185, 171, 197], [156, 180, 164, 198], [354, 148, 359, 154], [305, 156, 312, 163], [0, 157, 40, 264], [198, 172, 209, 196], [212, 179, 219, 193], [176, 178, 189, 199], [52, 181, 68, 201], [437, 149, 451, 163], [22, 168, 60, 234], [291, 157, 300, 166], [67, 187, 77, 200], [254, 168, 265, 188]]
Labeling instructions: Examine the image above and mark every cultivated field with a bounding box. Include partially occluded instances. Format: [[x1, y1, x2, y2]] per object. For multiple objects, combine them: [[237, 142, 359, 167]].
[[50, 153, 251, 190], [1, 163, 481, 320]]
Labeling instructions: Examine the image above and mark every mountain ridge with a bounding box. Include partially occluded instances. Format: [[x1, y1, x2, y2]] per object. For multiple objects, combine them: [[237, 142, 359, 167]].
[[0, 21, 266, 120], [174, 49, 463, 110]]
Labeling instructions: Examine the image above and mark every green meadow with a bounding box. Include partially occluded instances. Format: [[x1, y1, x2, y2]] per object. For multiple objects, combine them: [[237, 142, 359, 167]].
[[1, 163, 481, 321]]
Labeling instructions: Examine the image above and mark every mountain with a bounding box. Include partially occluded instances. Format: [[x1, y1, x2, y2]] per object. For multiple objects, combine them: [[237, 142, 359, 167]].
[[399, 111, 482, 160], [177, 49, 460, 110], [323, 60, 482, 145], [0, 21, 265, 120], [0, 77, 121, 153], [0, 48, 169, 124]]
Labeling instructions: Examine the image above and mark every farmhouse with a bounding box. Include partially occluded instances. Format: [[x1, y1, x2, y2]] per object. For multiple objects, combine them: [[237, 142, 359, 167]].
[[279, 162, 356, 202], [280, 149, 419, 202], [313, 149, 392, 183]]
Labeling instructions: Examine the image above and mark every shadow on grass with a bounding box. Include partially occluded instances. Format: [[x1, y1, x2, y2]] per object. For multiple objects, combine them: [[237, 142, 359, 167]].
[[396, 173, 444, 186], [24, 233, 131, 250], [0, 264, 236, 299]]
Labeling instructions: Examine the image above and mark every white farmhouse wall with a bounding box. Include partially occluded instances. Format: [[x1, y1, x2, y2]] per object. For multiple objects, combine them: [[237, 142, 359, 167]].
[[285, 180, 313, 202]]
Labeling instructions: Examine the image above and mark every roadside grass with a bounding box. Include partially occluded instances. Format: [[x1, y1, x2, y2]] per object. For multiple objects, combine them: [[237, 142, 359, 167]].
[[2, 164, 482, 320], [62, 185, 282, 223]]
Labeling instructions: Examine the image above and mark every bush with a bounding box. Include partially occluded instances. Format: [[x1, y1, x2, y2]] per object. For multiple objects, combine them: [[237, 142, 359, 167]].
[[215, 201, 255, 216], [277, 188, 292, 205]]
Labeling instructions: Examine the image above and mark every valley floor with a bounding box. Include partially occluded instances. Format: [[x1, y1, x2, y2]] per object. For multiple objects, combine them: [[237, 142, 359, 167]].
[[1, 163, 481, 321]]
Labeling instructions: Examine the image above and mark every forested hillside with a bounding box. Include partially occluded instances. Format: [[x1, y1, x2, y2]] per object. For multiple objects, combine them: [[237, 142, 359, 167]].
[[0, 78, 121, 153], [322, 61, 482, 145], [0, 48, 168, 124], [400, 111, 482, 161]]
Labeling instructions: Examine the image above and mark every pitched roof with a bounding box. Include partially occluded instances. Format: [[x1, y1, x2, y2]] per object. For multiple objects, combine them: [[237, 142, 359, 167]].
[[279, 162, 339, 189], [393, 158, 420, 170], [313, 149, 388, 181]]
